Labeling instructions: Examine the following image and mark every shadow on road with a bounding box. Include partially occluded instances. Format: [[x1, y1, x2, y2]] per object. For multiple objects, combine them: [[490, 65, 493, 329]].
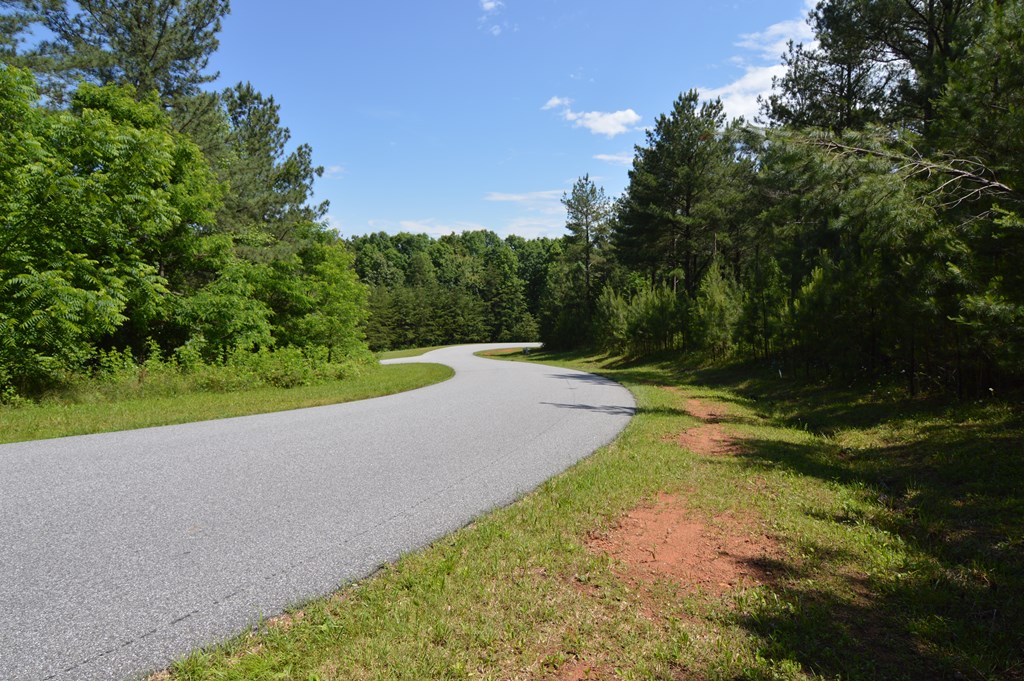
[[541, 402, 636, 416], [546, 372, 619, 386]]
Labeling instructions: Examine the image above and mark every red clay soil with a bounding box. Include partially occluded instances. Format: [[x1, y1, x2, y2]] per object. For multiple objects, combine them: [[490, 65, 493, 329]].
[[589, 493, 780, 596], [666, 396, 744, 457], [551, 660, 614, 680], [682, 398, 729, 422], [671, 423, 740, 457]]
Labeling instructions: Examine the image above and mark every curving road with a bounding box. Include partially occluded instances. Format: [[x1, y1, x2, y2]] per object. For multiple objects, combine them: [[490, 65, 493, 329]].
[[0, 343, 634, 680]]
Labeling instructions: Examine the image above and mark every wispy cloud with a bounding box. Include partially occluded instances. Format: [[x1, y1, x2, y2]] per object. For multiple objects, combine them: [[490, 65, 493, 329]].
[[542, 96, 571, 111], [323, 165, 346, 179], [485, 189, 564, 213], [736, 14, 815, 62], [400, 219, 491, 237], [594, 152, 634, 167], [543, 97, 642, 138], [501, 216, 566, 239], [366, 218, 491, 238], [698, 1, 816, 122], [484, 188, 569, 238], [479, 0, 514, 37]]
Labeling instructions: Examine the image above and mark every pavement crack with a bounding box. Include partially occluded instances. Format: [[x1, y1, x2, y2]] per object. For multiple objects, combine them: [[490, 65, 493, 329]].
[[170, 609, 199, 626]]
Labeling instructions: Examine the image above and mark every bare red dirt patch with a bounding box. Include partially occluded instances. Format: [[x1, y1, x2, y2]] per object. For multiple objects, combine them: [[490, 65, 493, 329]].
[[589, 493, 780, 595], [665, 396, 746, 456], [671, 423, 740, 457], [551, 660, 614, 680], [683, 398, 730, 422]]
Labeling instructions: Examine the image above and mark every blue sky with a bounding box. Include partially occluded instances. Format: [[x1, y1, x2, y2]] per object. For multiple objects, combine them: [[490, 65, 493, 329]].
[[208, 1, 815, 240]]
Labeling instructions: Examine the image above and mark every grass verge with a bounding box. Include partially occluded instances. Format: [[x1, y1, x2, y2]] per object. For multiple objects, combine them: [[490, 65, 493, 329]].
[[163, 350, 1022, 680], [0, 363, 452, 444], [378, 345, 453, 359]]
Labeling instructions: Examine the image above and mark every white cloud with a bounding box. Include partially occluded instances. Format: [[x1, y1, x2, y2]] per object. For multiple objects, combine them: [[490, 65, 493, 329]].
[[366, 218, 490, 238], [698, 2, 815, 122], [325, 214, 344, 234], [701, 63, 787, 122], [543, 97, 642, 138], [484, 189, 570, 238], [501, 216, 566, 239], [736, 16, 815, 62], [323, 165, 346, 178], [399, 219, 490, 237], [542, 96, 571, 111], [478, 0, 508, 37], [566, 109, 641, 137], [484, 189, 564, 214], [594, 152, 634, 167]]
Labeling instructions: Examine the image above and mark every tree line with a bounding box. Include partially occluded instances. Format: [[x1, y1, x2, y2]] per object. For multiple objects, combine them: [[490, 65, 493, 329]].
[[361, 0, 1022, 400], [2, 0, 1020, 400], [1, 1, 367, 397], [549, 0, 1023, 398]]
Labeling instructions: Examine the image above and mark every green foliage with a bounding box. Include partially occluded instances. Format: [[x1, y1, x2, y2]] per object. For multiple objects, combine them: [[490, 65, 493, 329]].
[[592, 284, 688, 358], [537, 175, 614, 349], [0, 64, 369, 399], [692, 259, 742, 358], [0, 68, 219, 392], [616, 90, 747, 297], [593, 287, 629, 354], [8, 0, 230, 105], [352, 231, 538, 351], [291, 243, 368, 362], [175, 259, 274, 359]]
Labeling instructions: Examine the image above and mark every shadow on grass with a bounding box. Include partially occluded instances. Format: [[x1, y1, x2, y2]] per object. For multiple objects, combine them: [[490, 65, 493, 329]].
[[533, 348, 1024, 679], [730, 424, 1023, 679]]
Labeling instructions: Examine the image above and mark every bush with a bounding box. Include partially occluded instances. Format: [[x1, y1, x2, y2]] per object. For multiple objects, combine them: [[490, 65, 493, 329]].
[[0, 341, 379, 407]]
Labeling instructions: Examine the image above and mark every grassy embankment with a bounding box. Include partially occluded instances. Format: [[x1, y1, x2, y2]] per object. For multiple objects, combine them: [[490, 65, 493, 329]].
[[379, 345, 453, 359], [162, 348, 1021, 680], [0, 363, 452, 445]]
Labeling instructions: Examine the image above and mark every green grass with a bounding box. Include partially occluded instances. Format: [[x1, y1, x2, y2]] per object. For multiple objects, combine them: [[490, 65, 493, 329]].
[[161, 350, 1022, 680], [378, 345, 453, 359], [0, 363, 452, 444]]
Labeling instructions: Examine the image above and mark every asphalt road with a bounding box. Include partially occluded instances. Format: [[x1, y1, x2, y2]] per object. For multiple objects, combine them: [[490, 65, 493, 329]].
[[0, 343, 635, 680]]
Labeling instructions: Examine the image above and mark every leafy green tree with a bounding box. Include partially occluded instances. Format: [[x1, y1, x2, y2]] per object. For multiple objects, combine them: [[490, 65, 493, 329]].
[[593, 286, 629, 354], [175, 258, 272, 360], [939, 0, 1024, 195], [0, 0, 48, 59], [292, 243, 368, 362], [505, 234, 554, 318], [0, 68, 219, 390], [738, 253, 788, 361], [763, 36, 894, 132], [625, 285, 682, 356]]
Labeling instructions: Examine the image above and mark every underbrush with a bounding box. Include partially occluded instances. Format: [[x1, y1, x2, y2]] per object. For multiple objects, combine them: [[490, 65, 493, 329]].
[[3, 343, 378, 408]]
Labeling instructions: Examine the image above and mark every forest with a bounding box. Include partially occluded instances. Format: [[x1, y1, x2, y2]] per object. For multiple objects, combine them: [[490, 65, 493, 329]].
[[2, 0, 1022, 400]]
